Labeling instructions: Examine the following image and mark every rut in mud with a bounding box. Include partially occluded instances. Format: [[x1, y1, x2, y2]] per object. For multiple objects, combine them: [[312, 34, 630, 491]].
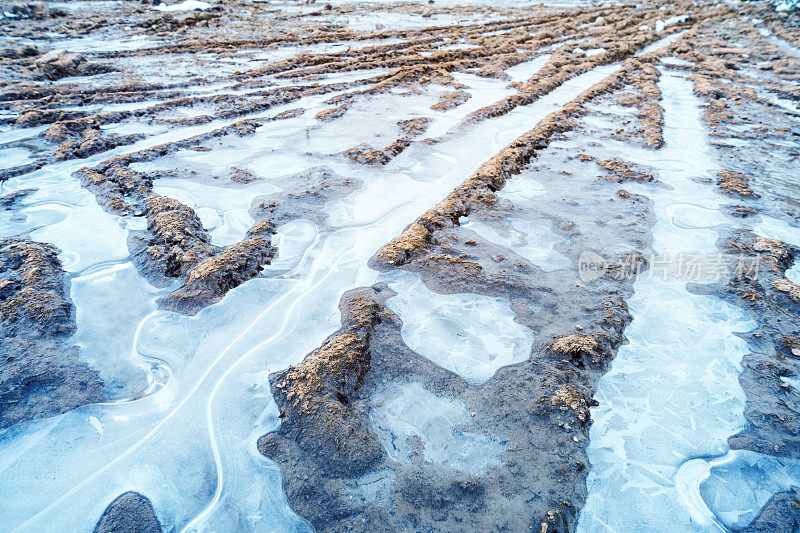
[[1, 0, 800, 532]]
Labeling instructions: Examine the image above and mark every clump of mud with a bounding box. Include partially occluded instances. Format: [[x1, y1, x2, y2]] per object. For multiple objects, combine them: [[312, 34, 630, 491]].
[[0, 238, 103, 428], [93, 491, 162, 533]]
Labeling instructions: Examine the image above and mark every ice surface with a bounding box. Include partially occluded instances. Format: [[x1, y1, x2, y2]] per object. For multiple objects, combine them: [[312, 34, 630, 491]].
[[0, 173, 131, 273], [655, 16, 688, 34], [461, 216, 571, 271], [753, 214, 800, 249], [636, 30, 687, 56], [496, 172, 547, 202], [677, 450, 800, 531], [661, 56, 693, 67], [579, 71, 761, 531], [263, 220, 318, 276], [0, 146, 34, 168], [584, 48, 607, 57], [70, 262, 163, 399], [370, 381, 506, 475], [786, 262, 800, 284], [382, 270, 533, 385], [48, 35, 164, 53], [666, 203, 728, 230], [504, 54, 551, 83]]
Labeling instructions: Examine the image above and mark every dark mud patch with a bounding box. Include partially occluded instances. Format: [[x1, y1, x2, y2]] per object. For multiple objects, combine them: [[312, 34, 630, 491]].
[[94, 491, 162, 533], [0, 238, 103, 429]]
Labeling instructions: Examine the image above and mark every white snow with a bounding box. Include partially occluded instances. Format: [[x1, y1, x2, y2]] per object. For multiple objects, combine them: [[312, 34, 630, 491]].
[[153, 0, 210, 12]]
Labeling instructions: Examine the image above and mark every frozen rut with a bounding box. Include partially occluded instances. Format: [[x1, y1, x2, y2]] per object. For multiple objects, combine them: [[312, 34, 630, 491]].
[[578, 70, 800, 531]]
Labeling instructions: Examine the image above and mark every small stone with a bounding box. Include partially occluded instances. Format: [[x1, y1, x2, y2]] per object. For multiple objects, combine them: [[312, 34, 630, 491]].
[[792, 348, 800, 357]]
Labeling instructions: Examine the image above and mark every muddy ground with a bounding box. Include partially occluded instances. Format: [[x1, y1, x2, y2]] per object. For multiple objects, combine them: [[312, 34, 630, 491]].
[[1, 0, 800, 531]]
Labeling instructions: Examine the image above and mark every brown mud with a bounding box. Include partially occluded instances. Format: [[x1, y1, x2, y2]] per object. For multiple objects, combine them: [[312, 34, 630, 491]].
[[0, 238, 103, 429]]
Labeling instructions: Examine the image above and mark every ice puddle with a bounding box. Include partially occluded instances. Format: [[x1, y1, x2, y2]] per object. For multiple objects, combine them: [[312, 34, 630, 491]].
[[0, 60, 617, 531], [578, 70, 800, 531], [382, 270, 533, 385], [369, 381, 506, 475]]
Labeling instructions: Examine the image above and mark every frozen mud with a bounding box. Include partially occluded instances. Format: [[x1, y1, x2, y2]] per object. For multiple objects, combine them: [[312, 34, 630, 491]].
[[0, 0, 799, 532]]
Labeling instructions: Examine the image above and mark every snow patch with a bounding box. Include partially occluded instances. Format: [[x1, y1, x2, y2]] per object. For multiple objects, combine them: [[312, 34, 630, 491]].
[[153, 0, 211, 12]]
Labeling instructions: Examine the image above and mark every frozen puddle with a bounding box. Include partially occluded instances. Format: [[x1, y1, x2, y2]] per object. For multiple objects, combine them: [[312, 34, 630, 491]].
[[753, 215, 800, 284], [786, 262, 800, 285], [0, 180, 131, 274], [505, 54, 551, 83], [369, 381, 506, 475], [461, 216, 571, 272], [263, 219, 318, 275], [677, 450, 800, 531], [71, 262, 163, 400], [578, 71, 766, 530], [383, 270, 532, 385], [153, 178, 277, 246]]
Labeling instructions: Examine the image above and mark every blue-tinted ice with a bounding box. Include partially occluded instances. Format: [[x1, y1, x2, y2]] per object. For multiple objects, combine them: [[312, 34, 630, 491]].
[[383, 270, 533, 385], [370, 381, 506, 475]]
